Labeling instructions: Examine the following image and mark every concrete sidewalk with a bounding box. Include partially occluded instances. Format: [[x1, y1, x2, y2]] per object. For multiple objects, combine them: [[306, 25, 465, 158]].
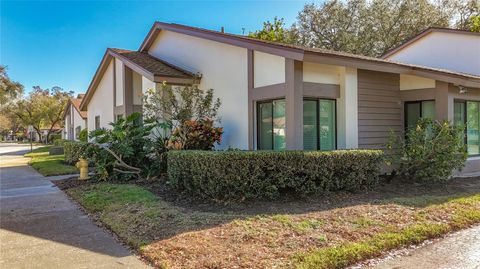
[[0, 143, 150, 269], [365, 225, 480, 269]]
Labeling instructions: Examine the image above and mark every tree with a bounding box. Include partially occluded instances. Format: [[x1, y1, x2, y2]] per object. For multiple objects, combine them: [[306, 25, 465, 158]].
[[251, 0, 479, 57], [8, 86, 72, 143], [468, 15, 480, 32], [30, 86, 72, 143], [0, 66, 23, 106], [248, 17, 296, 43]]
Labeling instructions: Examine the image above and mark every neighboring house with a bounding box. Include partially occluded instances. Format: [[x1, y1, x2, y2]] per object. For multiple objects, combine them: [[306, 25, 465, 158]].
[[383, 28, 480, 76], [79, 22, 480, 174], [64, 94, 87, 140], [27, 127, 62, 143]]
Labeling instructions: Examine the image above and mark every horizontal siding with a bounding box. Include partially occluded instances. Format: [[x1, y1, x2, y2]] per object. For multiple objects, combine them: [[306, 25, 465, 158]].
[[357, 69, 401, 149]]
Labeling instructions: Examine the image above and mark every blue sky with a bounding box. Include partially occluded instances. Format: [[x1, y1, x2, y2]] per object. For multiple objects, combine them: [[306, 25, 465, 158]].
[[1, 0, 310, 95]]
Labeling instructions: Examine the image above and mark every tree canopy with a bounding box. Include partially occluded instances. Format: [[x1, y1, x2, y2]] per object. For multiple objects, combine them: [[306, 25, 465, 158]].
[[5, 86, 72, 142], [0, 65, 23, 106], [249, 0, 480, 57]]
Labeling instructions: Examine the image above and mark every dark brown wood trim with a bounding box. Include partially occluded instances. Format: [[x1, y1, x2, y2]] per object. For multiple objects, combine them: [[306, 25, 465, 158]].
[[247, 49, 254, 150], [304, 53, 480, 88], [140, 22, 304, 60], [249, 83, 286, 101], [80, 51, 113, 111], [285, 59, 303, 150], [303, 82, 340, 99], [113, 58, 117, 116], [124, 66, 133, 116], [399, 88, 436, 101]]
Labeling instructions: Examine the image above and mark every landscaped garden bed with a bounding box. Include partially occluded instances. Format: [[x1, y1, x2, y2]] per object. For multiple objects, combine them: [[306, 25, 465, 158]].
[[56, 176, 480, 269], [25, 146, 78, 176]]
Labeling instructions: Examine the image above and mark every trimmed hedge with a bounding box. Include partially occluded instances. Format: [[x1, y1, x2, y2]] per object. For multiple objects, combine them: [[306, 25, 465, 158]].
[[64, 141, 93, 164], [167, 150, 384, 202]]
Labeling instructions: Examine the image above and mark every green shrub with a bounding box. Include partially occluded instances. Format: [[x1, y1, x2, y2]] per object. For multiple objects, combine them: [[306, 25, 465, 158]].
[[79, 128, 88, 142], [386, 119, 467, 183], [89, 112, 163, 181], [64, 141, 93, 164], [167, 150, 383, 202], [53, 139, 69, 146]]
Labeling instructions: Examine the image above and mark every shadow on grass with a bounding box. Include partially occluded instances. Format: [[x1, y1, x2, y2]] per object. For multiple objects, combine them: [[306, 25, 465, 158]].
[[56, 176, 480, 249]]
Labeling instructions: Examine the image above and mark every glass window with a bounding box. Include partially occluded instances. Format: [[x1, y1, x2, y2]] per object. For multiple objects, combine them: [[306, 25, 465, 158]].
[[303, 99, 336, 151], [75, 126, 81, 139], [405, 101, 435, 130], [319, 100, 336, 150], [257, 100, 285, 150], [466, 101, 480, 155], [303, 100, 317, 150], [95, 116, 100, 130]]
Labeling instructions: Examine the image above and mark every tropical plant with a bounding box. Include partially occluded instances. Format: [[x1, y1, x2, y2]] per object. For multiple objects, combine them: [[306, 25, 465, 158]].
[[386, 118, 467, 183], [167, 119, 223, 150], [143, 83, 221, 130], [89, 112, 161, 181], [78, 128, 88, 142]]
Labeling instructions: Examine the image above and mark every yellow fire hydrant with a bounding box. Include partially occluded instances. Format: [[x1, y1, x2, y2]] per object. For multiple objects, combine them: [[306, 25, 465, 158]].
[[76, 158, 90, 180]]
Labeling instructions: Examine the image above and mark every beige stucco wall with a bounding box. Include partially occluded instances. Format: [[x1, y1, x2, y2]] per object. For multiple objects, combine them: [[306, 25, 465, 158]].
[[386, 31, 480, 76], [302, 62, 358, 149], [115, 58, 124, 106], [303, 62, 343, 84], [253, 51, 285, 88], [87, 60, 114, 131], [400, 74, 436, 90], [148, 30, 249, 149], [132, 71, 143, 105], [72, 107, 86, 139]]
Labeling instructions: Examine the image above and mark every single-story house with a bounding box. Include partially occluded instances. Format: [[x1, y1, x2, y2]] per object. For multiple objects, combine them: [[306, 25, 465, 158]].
[[63, 94, 87, 140], [79, 22, 480, 174]]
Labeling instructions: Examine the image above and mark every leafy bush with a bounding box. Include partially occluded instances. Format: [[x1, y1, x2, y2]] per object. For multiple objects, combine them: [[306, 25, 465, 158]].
[[79, 128, 88, 142], [386, 119, 467, 183], [64, 141, 93, 164], [53, 139, 69, 146], [89, 112, 163, 181], [167, 150, 383, 202], [143, 84, 223, 150], [49, 133, 62, 144], [167, 119, 223, 150]]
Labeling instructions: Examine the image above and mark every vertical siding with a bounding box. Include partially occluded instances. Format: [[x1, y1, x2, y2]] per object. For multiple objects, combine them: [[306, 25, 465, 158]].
[[357, 70, 401, 149]]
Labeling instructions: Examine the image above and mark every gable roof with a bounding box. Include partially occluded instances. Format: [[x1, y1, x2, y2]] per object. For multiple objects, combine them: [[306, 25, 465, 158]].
[[80, 48, 199, 110], [64, 97, 87, 119], [382, 27, 480, 59], [139, 22, 480, 88]]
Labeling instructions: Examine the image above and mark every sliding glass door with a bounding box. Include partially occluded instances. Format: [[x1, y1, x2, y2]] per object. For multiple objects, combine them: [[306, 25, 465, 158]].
[[257, 99, 286, 150], [404, 100, 436, 130], [455, 100, 480, 155], [303, 99, 336, 150]]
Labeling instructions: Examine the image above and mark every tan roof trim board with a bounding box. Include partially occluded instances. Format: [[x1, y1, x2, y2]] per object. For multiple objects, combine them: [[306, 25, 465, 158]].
[[382, 27, 480, 59]]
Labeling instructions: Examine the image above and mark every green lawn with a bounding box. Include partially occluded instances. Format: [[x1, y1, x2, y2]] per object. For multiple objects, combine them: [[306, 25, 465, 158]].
[[64, 179, 480, 269], [25, 146, 78, 176]]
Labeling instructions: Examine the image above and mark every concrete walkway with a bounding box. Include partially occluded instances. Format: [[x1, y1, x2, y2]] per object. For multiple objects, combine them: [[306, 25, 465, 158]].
[[0, 143, 150, 269], [366, 225, 480, 269]]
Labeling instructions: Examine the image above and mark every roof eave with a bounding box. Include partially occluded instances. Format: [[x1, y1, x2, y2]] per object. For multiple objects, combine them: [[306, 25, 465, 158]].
[[304, 51, 480, 88], [139, 22, 305, 60]]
